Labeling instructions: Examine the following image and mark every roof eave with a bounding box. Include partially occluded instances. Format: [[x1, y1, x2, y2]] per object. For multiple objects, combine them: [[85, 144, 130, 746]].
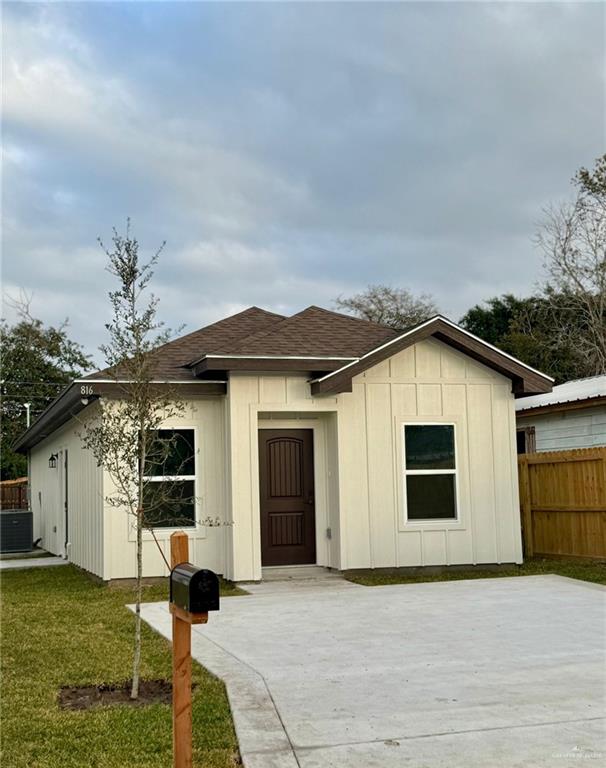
[[13, 379, 228, 453], [13, 384, 89, 454], [191, 355, 356, 376]]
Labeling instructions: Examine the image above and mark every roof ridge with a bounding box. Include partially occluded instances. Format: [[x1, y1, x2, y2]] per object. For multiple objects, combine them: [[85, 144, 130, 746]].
[[246, 306, 287, 321], [139, 306, 285, 357], [86, 306, 286, 379], [221, 312, 297, 354], [169, 306, 286, 346], [313, 305, 399, 333], [224, 305, 393, 355], [214, 304, 397, 358]]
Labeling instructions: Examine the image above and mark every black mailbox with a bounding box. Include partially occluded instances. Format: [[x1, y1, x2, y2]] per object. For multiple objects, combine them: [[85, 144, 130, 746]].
[[170, 563, 220, 613]]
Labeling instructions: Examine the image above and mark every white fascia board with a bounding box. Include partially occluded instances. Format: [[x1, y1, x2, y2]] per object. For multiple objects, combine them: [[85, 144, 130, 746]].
[[202, 354, 356, 361], [310, 315, 555, 385], [185, 353, 356, 368]]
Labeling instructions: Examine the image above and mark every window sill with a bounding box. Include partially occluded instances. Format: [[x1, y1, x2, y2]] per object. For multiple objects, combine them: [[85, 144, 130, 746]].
[[399, 519, 466, 533], [128, 522, 206, 543]]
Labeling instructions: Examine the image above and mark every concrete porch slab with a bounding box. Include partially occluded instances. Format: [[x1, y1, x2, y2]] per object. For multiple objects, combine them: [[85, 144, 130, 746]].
[[259, 565, 344, 582]]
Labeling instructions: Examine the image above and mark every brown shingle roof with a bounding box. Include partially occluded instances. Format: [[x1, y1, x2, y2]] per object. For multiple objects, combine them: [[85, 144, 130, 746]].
[[86, 305, 397, 380], [85, 306, 286, 381], [16, 307, 555, 452], [219, 306, 397, 358]]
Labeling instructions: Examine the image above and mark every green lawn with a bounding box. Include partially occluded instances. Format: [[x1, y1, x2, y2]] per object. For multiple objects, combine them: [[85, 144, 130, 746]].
[[1, 566, 244, 768], [345, 557, 606, 587]]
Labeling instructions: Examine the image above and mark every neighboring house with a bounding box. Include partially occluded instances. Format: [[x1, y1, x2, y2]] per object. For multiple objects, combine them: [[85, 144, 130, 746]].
[[515, 375, 606, 453], [14, 306, 552, 581]]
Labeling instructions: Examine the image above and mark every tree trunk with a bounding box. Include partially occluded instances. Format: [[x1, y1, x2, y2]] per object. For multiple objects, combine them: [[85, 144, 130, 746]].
[[130, 505, 144, 699]]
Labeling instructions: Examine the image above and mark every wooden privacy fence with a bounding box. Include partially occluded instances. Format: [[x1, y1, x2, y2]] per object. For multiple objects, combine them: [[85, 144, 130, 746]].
[[0, 478, 29, 510], [518, 447, 606, 559]]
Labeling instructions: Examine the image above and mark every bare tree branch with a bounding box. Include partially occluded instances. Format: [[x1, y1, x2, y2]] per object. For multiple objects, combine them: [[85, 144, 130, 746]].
[[335, 284, 439, 331], [535, 156, 606, 376]]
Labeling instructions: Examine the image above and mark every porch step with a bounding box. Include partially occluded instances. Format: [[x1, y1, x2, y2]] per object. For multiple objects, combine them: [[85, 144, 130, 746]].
[[261, 565, 342, 583]]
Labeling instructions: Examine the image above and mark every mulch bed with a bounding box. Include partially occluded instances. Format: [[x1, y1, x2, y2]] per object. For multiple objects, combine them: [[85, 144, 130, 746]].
[[58, 679, 195, 710]]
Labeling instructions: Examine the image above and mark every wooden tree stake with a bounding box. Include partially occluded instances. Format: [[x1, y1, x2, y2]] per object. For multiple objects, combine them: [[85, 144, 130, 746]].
[[171, 531, 192, 768]]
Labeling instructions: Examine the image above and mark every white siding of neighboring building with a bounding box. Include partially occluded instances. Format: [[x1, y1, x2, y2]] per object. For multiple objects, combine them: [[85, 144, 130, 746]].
[[517, 405, 606, 452], [29, 404, 104, 578], [102, 397, 228, 580], [226, 337, 522, 581]]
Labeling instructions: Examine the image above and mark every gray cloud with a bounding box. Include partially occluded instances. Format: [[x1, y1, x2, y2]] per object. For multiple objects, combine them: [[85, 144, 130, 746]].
[[2, 1, 604, 365]]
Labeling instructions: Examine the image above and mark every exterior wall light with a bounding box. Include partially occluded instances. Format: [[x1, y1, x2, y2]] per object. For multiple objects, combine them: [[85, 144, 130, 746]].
[[48, 453, 58, 469]]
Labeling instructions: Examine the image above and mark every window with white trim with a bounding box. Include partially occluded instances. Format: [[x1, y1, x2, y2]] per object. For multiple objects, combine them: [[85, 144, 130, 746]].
[[403, 424, 457, 521], [142, 428, 196, 528]]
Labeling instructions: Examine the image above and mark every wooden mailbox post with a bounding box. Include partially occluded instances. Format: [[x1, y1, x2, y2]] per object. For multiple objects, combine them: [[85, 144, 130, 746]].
[[169, 531, 219, 768]]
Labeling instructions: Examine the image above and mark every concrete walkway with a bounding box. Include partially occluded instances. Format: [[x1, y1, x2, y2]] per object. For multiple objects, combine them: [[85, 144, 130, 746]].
[[140, 575, 606, 768], [0, 555, 67, 570]]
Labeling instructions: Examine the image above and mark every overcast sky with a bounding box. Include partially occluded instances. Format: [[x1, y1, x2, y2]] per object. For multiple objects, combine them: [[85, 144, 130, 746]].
[[2, 1, 604, 364]]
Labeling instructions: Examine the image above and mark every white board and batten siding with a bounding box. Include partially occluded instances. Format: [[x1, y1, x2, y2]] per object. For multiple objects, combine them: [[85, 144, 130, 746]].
[[226, 373, 340, 581], [226, 337, 523, 581], [103, 398, 229, 580], [517, 406, 606, 452], [29, 404, 104, 577], [30, 398, 229, 581], [338, 338, 521, 570]]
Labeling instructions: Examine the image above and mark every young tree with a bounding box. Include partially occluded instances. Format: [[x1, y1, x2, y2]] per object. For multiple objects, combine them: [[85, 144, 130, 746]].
[[80, 223, 190, 700], [535, 154, 606, 375], [335, 284, 439, 330], [1, 297, 91, 479]]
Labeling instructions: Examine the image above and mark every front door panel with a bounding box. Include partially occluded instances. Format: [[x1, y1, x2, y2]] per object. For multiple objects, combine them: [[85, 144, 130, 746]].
[[259, 429, 316, 566]]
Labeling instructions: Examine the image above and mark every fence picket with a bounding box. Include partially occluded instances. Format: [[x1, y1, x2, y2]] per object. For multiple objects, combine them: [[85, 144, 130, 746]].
[[518, 448, 606, 559]]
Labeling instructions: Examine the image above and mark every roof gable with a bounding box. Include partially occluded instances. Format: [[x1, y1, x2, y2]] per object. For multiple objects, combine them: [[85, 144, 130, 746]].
[[310, 316, 553, 396], [370, 337, 508, 383]]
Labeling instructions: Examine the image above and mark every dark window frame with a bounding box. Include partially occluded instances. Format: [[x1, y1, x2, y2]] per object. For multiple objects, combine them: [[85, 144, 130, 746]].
[[403, 423, 458, 523], [142, 428, 197, 529]]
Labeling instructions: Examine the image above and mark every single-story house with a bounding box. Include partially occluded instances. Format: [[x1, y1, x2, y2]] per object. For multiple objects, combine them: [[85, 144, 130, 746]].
[[515, 375, 606, 453], [15, 306, 553, 581]]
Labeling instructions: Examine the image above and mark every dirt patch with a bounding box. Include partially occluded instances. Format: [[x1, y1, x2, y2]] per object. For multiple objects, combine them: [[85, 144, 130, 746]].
[[58, 679, 193, 710]]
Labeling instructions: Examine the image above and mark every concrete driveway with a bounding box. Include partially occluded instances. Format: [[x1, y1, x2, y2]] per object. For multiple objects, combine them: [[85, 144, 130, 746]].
[[140, 575, 605, 768]]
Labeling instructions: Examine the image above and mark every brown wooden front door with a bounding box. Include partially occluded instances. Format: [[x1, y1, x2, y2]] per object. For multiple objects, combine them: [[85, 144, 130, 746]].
[[259, 429, 316, 566]]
